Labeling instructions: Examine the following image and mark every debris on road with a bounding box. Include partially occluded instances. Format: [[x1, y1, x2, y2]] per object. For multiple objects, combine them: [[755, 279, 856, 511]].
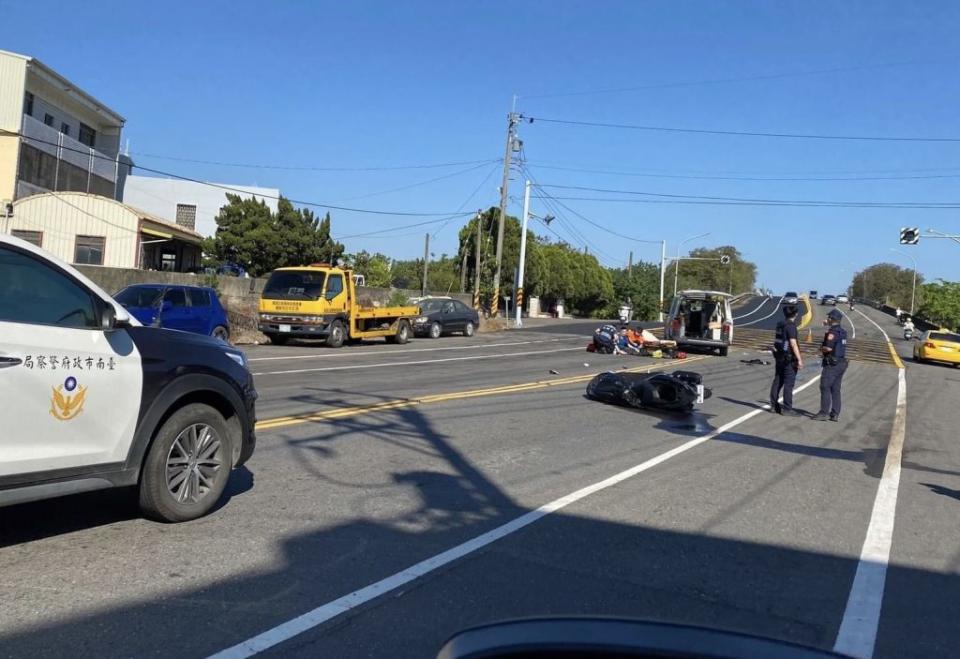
[[549, 369, 560, 375], [741, 358, 771, 365]]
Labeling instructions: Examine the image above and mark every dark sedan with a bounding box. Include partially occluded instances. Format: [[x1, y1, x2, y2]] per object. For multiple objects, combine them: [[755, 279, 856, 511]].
[[413, 298, 479, 338]]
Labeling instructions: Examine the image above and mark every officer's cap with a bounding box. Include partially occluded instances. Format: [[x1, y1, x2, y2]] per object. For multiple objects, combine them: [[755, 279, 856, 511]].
[[827, 309, 843, 321]]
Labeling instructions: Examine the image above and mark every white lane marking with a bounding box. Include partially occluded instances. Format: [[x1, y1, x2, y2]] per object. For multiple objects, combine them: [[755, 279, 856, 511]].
[[252, 347, 586, 376], [733, 296, 771, 321], [208, 376, 823, 659], [853, 308, 890, 342], [247, 338, 573, 362], [839, 309, 857, 339], [833, 367, 907, 659], [738, 296, 785, 327]]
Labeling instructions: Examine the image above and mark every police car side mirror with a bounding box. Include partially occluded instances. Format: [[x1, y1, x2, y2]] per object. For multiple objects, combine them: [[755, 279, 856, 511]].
[[100, 303, 117, 331]]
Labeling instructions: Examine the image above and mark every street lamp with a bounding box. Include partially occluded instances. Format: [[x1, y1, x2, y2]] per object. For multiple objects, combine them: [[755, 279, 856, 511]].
[[673, 232, 711, 296], [889, 248, 918, 315]]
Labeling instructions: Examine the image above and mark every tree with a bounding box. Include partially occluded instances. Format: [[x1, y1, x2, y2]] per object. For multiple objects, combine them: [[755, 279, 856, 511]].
[[533, 241, 614, 317], [917, 280, 960, 330], [348, 251, 392, 287], [851, 263, 923, 309], [207, 194, 344, 277], [608, 261, 660, 320], [667, 245, 756, 296]]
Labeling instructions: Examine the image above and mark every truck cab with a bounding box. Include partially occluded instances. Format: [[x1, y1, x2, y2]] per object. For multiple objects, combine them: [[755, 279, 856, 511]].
[[258, 264, 419, 347], [665, 290, 734, 357]]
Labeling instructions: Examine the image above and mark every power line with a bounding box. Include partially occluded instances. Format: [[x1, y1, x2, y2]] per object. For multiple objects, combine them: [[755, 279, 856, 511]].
[[525, 116, 960, 143], [536, 183, 960, 208], [3, 130, 481, 218], [431, 162, 502, 239], [129, 152, 499, 172], [338, 160, 499, 201], [527, 162, 960, 182], [532, 195, 960, 210], [520, 58, 946, 100]]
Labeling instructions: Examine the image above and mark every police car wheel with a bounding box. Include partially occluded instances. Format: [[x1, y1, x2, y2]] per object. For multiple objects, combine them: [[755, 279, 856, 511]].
[[464, 321, 475, 337], [429, 322, 442, 339], [139, 403, 233, 522]]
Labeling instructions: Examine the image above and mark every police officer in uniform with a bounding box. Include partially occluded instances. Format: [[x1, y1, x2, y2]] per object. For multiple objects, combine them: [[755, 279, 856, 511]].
[[812, 309, 848, 421], [770, 304, 804, 415]]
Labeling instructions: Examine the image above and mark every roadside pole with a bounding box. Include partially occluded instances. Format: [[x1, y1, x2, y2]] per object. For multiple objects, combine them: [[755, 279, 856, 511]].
[[421, 233, 430, 297], [515, 180, 531, 327], [472, 212, 482, 310], [658, 240, 667, 322], [491, 107, 519, 318]]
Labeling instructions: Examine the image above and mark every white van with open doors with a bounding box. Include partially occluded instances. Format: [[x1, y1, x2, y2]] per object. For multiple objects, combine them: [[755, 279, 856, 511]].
[[665, 290, 733, 356]]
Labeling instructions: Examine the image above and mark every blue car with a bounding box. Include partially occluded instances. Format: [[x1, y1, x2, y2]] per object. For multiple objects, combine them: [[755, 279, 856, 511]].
[[114, 284, 231, 341]]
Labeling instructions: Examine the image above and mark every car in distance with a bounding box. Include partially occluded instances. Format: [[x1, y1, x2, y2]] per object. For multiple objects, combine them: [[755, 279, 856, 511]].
[[913, 330, 960, 366], [809, 290, 818, 299], [413, 297, 480, 338], [836, 294, 849, 304], [821, 294, 837, 306], [0, 234, 256, 522], [783, 291, 799, 305], [115, 284, 231, 341]]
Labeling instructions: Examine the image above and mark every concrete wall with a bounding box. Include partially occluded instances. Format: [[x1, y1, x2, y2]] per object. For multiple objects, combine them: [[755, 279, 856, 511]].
[[74, 265, 473, 314], [123, 176, 280, 237]]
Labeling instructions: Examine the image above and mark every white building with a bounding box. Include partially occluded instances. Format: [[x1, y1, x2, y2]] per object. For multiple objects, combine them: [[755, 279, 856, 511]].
[[6, 192, 203, 272], [123, 175, 280, 237]]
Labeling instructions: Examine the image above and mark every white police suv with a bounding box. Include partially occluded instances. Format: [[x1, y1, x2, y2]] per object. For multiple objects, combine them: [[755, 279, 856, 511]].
[[0, 234, 256, 522]]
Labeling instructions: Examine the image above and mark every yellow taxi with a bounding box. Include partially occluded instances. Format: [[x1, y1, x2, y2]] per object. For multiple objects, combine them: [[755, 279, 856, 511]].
[[913, 330, 960, 366]]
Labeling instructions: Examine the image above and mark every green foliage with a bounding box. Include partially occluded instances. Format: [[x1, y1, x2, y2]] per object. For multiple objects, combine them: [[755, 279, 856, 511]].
[[608, 261, 661, 320], [851, 263, 923, 309], [387, 289, 411, 307], [206, 194, 344, 277], [202, 273, 220, 293], [456, 207, 540, 305], [388, 254, 463, 295], [532, 242, 614, 317], [917, 280, 960, 330], [348, 251, 392, 288], [668, 245, 756, 296]]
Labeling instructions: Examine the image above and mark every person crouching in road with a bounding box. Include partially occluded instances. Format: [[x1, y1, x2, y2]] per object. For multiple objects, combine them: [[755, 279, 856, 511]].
[[812, 309, 849, 422], [770, 304, 804, 415]]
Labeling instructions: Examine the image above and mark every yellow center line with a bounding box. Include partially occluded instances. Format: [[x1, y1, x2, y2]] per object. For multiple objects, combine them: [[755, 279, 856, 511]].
[[255, 355, 710, 432]]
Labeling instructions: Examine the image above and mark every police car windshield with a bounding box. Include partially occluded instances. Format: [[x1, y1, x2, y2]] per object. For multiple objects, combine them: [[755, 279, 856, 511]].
[[115, 286, 164, 308], [262, 270, 326, 300]]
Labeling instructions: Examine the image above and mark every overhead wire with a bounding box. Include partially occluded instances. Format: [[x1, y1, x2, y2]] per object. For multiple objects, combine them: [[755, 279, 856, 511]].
[[336, 160, 500, 201], [128, 151, 499, 172], [536, 183, 960, 209], [524, 116, 960, 143], [532, 195, 960, 209], [2, 130, 480, 218], [430, 161, 502, 239]]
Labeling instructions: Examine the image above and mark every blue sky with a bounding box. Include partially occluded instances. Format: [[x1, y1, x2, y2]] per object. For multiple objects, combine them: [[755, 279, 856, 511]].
[[5, 0, 960, 291]]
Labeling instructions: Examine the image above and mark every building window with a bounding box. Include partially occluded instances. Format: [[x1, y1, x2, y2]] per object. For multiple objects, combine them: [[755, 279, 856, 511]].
[[78, 123, 96, 148], [160, 251, 177, 271], [24, 92, 34, 116], [74, 235, 105, 265], [11, 230, 43, 247], [61, 122, 70, 136], [175, 204, 197, 230], [44, 113, 54, 127]]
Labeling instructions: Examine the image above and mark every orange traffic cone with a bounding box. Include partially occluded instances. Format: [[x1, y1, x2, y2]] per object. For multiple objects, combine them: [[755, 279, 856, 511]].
[[806, 328, 813, 342]]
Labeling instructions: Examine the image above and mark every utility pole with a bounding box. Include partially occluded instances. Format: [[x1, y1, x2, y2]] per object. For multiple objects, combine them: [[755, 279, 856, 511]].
[[460, 251, 468, 293], [515, 180, 531, 328], [658, 240, 667, 322], [491, 108, 520, 318], [627, 251, 633, 276], [421, 233, 430, 297], [473, 211, 482, 310]]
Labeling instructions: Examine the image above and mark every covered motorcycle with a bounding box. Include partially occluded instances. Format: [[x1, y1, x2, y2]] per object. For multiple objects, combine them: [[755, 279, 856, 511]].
[[586, 370, 711, 413]]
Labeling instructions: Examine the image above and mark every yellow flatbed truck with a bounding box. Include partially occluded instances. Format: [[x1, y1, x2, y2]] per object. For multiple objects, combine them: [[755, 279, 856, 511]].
[[258, 264, 419, 347]]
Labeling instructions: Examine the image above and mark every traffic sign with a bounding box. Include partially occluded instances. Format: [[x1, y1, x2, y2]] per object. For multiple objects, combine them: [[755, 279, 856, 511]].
[[900, 227, 920, 245], [720, 255, 731, 265]]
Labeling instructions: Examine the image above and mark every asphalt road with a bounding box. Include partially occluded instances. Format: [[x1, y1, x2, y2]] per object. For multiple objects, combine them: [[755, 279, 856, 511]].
[[2, 305, 958, 658]]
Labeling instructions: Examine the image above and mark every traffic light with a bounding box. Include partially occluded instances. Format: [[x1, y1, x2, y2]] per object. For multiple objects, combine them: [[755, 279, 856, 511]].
[[899, 227, 920, 245]]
